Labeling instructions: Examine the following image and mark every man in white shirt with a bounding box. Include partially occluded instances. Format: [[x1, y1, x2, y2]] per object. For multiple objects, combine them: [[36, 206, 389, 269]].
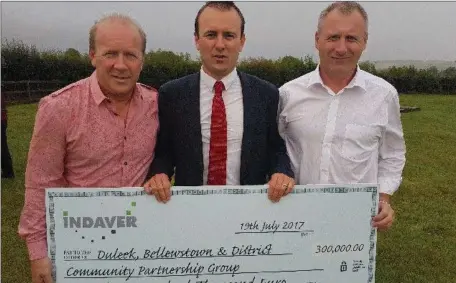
[[144, 1, 295, 202], [278, 1, 406, 231]]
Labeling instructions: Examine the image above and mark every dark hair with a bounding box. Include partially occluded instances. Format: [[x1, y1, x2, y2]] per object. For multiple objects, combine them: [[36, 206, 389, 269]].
[[194, 1, 245, 37]]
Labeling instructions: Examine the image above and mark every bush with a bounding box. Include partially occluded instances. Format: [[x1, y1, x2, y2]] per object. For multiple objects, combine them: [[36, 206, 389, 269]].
[[2, 40, 455, 96]]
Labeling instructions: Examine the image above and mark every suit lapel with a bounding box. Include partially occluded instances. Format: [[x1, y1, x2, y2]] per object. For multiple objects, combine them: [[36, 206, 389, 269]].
[[186, 73, 204, 184], [238, 71, 256, 184]]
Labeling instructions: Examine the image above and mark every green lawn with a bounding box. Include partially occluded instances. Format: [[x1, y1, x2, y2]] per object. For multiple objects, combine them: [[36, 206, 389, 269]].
[[2, 95, 456, 282]]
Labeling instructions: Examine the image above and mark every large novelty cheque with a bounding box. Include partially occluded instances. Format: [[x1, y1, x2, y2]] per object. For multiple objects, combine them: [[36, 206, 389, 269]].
[[46, 184, 379, 283]]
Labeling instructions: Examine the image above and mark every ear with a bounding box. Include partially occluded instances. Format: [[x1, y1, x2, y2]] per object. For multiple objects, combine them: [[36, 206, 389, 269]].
[[239, 34, 246, 52], [89, 49, 97, 68], [358, 34, 368, 53], [194, 34, 200, 51], [314, 31, 320, 50]]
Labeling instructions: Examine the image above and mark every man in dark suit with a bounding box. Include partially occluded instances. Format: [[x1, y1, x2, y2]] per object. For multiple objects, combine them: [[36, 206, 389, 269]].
[[144, 1, 294, 203]]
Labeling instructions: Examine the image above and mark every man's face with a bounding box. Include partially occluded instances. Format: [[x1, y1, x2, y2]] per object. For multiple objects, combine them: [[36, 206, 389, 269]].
[[89, 20, 144, 98], [195, 7, 245, 80], [315, 10, 367, 76]]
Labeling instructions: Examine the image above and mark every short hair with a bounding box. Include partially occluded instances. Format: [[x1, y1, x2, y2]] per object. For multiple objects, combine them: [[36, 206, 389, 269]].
[[318, 1, 369, 39], [194, 1, 245, 37], [89, 13, 147, 54]]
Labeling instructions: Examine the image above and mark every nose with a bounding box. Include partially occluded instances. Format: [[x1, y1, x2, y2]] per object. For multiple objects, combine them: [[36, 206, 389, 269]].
[[334, 39, 348, 55], [214, 34, 225, 50], [113, 54, 128, 70]]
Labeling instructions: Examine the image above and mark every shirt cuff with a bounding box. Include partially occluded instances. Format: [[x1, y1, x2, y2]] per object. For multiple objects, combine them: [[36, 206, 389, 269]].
[[27, 240, 48, 261], [379, 177, 401, 195]]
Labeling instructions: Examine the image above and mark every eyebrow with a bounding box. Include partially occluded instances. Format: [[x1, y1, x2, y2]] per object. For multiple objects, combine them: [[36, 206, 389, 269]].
[[223, 31, 237, 36], [203, 30, 237, 36], [326, 33, 360, 39]]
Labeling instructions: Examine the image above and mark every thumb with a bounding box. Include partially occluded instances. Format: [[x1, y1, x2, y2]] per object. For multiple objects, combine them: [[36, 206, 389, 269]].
[[43, 266, 54, 283], [44, 273, 54, 283], [143, 180, 153, 194]]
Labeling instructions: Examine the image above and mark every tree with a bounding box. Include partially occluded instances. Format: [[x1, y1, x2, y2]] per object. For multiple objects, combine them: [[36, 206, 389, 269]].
[[64, 48, 81, 61], [359, 60, 377, 74]]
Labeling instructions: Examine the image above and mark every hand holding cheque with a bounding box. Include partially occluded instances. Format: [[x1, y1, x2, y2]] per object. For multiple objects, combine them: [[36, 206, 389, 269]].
[[144, 173, 295, 203]]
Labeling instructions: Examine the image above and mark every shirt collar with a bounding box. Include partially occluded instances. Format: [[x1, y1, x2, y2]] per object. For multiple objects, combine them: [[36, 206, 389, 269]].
[[308, 64, 366, 92], [89, 71, 143, 105], [200, 67, 238, 91]]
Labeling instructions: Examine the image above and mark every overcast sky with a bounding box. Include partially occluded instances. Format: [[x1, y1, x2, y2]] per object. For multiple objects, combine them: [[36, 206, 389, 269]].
[[1, 1, 455, 62]]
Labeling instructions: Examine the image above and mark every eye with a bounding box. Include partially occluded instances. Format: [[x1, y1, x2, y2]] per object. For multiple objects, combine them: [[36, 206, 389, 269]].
[[328, 35, 339, 41], [224, 33, 235, 39], [125, 53, 138, 60], [346, 36, 358, 42], [103, 51, 117, 58]]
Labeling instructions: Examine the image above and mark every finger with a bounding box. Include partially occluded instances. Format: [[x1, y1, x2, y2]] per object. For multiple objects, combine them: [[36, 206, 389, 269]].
[[273, 174, 286, 201], [372, 203, 390, 222], [268, 175, 281, 202], [151, 186, 162, 203], [267, 175, 278, 201], [374, 214, 394, 230], [149, 177, 160, 193], [44, 271, 54, 283], [372, 210, 388, 222], [373, 207, 394, 228], [289, 178, 296, 191], [164, 177, 171, 201], [32, 271, 52, 283], [283, 177, 294, 195], [149, 178, 164, 203], [160, 175, 172, 202], [143, 179, 154, 195], [282, 179, 290, 196], [158, 175, 172, 203], [152, 190, 159, 201], [150, 178, 161, 197], [155, 177, 167, 203]]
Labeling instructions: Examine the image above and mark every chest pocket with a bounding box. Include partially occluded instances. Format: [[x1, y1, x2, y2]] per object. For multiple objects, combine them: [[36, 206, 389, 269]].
[[341, 123, 381, 162], [282, 114, 306, 143]]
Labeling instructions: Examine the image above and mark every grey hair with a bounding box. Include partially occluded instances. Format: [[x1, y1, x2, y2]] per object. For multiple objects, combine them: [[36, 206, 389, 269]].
[[317, 1, 369, 40], [89, 13, 147, 54]]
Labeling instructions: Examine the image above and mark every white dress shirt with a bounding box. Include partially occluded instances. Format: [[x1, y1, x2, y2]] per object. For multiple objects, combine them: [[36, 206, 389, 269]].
[[278, 66, 406, 195], [200, 68, 244, 185]]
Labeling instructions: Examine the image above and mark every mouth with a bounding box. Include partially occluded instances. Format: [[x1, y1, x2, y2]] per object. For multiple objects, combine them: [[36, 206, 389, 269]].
[[112, 75, 130, 81], [213, 55, 227, 60]]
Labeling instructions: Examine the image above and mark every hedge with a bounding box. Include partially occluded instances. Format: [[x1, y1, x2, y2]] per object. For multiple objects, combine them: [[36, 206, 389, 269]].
[[2, 39, 455, 94]]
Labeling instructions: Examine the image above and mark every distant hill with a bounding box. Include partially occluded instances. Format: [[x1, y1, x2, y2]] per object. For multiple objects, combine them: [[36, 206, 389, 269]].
[[371, 60, 456, 71]]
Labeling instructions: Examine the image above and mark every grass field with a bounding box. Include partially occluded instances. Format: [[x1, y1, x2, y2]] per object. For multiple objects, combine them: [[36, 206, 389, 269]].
[[1, 94, 456, 283]]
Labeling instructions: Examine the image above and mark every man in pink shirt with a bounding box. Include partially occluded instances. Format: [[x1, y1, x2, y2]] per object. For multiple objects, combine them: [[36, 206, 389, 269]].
[[18, 14, 158, 283]]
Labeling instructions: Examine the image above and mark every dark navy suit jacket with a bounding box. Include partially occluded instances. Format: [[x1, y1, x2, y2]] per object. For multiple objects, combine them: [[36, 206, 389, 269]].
[[146, 71, 293, 185]]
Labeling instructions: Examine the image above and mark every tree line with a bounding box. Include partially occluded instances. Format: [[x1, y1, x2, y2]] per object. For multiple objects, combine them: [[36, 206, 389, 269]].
[[2, 39, 455, 94]]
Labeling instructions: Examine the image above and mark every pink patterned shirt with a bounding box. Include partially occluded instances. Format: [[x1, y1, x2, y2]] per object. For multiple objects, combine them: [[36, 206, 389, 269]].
[[18, 71, 158, 260]]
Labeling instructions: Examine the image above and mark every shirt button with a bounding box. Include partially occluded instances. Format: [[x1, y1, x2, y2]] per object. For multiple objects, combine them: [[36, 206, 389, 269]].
[[124, 162, 128, 165], [124, 136, 127, 140]]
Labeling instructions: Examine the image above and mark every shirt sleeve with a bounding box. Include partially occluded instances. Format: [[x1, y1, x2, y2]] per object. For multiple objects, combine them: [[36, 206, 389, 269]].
[[18, 95, 69, 260], [378, 90, 406, 195], [277, 86, 289, 139]]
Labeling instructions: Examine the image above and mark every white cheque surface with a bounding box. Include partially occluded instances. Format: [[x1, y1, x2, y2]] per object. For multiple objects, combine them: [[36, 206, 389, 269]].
[[46, 184, 379, 283]]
